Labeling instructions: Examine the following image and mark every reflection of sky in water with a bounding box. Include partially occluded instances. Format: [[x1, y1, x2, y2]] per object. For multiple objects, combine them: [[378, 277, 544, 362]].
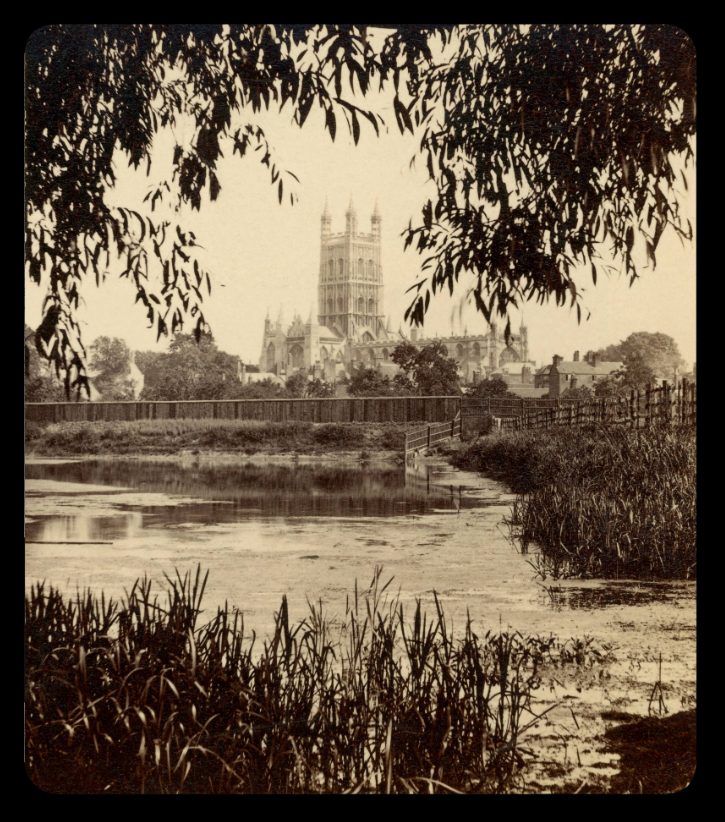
[[27, 512, 144, 543]]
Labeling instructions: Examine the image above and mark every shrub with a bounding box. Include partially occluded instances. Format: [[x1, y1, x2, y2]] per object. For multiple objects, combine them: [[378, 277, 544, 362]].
[[312, 424, 365, 447]]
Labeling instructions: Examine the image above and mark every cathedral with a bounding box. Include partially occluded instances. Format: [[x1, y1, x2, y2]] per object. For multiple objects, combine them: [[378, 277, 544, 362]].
[[258, 199, 534, 385]]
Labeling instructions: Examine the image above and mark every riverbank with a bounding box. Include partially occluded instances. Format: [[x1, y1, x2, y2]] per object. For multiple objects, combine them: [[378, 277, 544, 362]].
[[25, 564, 696, 793], [441, 425, 696, 580], [25, 418, 410, 460]]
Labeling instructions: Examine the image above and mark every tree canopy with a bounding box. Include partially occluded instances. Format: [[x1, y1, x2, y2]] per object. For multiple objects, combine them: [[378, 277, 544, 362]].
[[138, 332, 240, 400], [597, 331, 686, 377], [465, 376, 519, 400], [391, 341, 460, 396], [26, 24, 695, 395], [88, 336, 136, 400]]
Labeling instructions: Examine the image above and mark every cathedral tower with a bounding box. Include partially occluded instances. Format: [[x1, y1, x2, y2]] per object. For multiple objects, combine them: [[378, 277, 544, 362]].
[[317, 199, 384, 338]]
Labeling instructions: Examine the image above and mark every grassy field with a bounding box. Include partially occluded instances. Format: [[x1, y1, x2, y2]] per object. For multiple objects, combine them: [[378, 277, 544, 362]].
[[25, 419, 408, 457], [448, 425, 696, 580], [25, 566, 581, 794]]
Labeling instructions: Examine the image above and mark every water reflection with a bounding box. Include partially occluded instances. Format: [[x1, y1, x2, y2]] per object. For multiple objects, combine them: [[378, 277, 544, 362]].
[[538, 581, 695, 610], [28, 512, 144, 543], [25, 459, 485, 543]]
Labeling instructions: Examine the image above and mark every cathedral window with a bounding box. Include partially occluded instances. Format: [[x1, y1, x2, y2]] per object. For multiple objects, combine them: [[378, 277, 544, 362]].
[[472, 342, 480, 357], [456, 344, 464, 358], [328, 259, 334, 279], [357, 296, 364, 313], [328, 298, 334, 314], [338, 297, 344, 312], [382, 348, 389, 360], [358, 258, 364, 278], [368, 260, 374, 279], [368, 298, 374, 314], [338, 258, 344, 277], [290, 344, 304, 368]]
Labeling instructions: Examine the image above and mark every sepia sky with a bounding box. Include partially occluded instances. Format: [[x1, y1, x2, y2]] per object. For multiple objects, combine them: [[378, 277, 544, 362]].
[[25, 31, 696, 370]]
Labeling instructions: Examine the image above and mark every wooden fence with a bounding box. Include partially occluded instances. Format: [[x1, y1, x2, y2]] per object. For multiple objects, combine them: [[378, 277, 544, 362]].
[[25, 396, 461, 426], [404, 413, 462, 455], [496, 381, 696, 432], [462, 396, 582, 418]]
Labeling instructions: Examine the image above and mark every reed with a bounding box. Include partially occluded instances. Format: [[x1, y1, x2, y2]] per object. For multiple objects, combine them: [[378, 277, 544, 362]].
[[26, 567, 564, 794], [453, 425, 696, 580]]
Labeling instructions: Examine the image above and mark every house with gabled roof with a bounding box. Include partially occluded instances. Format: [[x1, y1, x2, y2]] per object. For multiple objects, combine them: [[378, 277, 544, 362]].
[[548, 351, 624, 398]]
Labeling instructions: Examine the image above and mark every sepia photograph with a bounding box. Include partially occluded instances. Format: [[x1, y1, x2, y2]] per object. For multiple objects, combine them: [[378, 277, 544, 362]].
[[25, 24, 696, 793]]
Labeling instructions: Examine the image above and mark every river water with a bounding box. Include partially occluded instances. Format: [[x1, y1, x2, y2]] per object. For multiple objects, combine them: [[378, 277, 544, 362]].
[[25, 455, 696, 791]]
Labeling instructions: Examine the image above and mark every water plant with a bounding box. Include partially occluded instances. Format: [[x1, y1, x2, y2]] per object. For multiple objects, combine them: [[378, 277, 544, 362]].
[[453, 425, 695, 580], [25, 566, 560, 794]]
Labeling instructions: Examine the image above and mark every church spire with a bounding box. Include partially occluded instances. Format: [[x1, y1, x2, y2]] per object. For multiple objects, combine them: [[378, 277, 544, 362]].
[[371, 198, 381, 240], [345, 194, 358, 236], [321, 198, 331, 237]]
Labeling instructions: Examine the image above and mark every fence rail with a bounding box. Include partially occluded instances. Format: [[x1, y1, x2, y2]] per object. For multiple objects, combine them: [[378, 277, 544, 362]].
[[25, 396, 461, 426], [404, 413, 462, 454], [462, 396, 583, 417], [495, 381, 696, 432]]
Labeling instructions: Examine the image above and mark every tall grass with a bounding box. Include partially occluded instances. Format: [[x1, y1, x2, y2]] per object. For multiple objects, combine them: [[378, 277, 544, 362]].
[[25, 567, 562, 794], [26, 419, 404, 456], [452, 425, 696, 580]]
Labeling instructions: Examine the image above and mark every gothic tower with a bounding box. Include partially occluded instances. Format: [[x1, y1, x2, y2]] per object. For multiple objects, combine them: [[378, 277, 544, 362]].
[[317, 198, 384, 338]]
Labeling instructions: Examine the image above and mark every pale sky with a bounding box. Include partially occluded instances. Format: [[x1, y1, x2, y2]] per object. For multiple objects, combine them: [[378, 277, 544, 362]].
[[25, 37, 696, 370]]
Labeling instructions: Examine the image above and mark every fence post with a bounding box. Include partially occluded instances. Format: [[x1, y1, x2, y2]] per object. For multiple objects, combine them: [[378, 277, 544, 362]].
[[451, 417, 455, 440], [427, 425, 431, 449], [404, 432, 408, 454]]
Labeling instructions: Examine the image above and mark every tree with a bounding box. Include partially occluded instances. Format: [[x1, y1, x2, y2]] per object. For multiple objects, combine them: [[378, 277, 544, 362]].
[[305, 378, 335, 398], [25, 326, 66, 402], [560, 384, 593, 400], [594, 374, 627, 398], [139, 332, 239, 400], [88, 336, 136, 400], [233, 378, 288, 400], [285, 373, 308, 398], [465, 376, 518, 399], [345, 365, 396, 398], [391, 341, 460, 396], [26, 25, 695, 393], [596, 332, 686, 390]]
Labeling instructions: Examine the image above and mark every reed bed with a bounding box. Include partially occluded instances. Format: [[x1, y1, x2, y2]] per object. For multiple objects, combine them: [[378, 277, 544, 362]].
[[453, 425, 696, 580], [25, 419, 407, 455], [26, 567, 563, 794]]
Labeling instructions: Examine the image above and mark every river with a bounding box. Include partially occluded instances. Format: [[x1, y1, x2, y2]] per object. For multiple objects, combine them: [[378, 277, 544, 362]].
[[25, 455, 695, 791]]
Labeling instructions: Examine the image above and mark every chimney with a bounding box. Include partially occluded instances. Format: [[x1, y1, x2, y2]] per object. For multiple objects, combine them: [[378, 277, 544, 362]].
[[573, 350, 580, 362], [552, 354, 563, 368], [585, 350, 594, 365], [591, 353, 599, 367]]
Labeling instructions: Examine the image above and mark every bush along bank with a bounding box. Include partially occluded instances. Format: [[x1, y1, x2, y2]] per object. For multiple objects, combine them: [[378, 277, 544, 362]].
[[450, 425, 696, 580], [24, 419, 408, 457], [26, 566, 588, 794]]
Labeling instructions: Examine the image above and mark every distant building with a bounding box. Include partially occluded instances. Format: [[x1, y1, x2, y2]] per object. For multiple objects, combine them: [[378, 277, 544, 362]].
[[258, 199, 536, 385], [547, 350, 623, 398]]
